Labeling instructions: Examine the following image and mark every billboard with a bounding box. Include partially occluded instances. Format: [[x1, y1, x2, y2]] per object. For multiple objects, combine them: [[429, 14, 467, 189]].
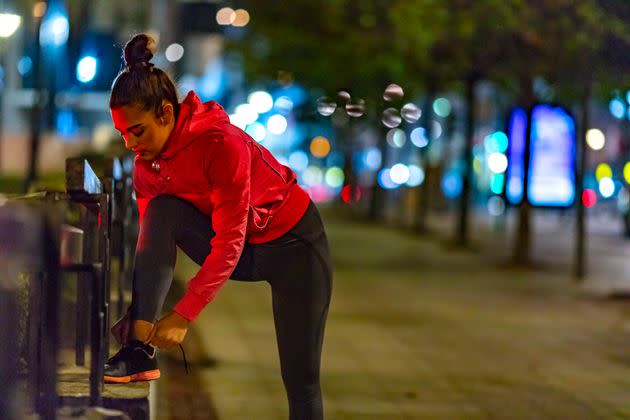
[[506, 104, 576, 207]]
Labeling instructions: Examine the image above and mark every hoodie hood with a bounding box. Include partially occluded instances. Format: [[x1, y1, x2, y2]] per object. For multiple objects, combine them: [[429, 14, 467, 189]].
[[160, 90, 230, 159]]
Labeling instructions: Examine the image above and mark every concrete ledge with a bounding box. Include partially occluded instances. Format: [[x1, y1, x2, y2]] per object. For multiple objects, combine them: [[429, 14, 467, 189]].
[[58, 366, 149, 420]]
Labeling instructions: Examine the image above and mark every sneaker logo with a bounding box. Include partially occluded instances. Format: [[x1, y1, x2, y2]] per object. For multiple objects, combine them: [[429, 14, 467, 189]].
[[135, 347, 156, 359]]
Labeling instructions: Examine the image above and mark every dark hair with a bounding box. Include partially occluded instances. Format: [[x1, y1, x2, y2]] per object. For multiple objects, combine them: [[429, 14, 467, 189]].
[[109, 33, 180, 119]]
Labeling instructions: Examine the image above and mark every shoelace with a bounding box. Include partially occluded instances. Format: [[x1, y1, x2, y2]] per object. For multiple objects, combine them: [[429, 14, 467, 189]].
[[179, 343, 189, 375]]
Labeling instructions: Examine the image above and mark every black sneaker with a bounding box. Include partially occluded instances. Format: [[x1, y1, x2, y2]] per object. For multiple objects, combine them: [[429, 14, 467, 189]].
[[104, 340, 160, 383]]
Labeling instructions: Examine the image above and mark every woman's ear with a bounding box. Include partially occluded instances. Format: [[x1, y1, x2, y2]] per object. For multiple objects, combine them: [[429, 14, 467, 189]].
[[160, 101, 174, 126]]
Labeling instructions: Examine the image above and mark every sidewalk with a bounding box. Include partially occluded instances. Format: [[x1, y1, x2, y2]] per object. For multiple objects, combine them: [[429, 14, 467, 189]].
[[161, 205, 630, 419]]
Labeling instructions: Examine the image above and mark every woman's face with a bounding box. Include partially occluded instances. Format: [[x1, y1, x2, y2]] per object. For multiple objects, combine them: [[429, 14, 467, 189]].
[[111, 102, 174, 161]]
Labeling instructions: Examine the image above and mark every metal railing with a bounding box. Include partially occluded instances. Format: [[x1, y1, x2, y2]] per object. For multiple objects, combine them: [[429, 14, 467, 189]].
[[1, 155, 136, 419]]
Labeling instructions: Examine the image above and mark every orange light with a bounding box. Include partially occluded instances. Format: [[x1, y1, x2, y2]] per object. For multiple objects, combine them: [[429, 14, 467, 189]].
[[310, 136, 331, 158], [233, 9, 250, 27], [33, 2, 46, 18]]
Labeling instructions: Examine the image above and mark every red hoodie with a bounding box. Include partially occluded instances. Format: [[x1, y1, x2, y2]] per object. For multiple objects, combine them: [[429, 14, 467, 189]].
[[133, 91, 311, 321]]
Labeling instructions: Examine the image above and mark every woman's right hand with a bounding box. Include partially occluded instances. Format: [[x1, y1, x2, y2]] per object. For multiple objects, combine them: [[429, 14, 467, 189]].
[[111, 308, 132, 345]]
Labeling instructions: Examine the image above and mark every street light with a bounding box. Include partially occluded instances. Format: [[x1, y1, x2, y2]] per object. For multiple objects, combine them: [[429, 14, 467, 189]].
[[0, 13, 20, 38]]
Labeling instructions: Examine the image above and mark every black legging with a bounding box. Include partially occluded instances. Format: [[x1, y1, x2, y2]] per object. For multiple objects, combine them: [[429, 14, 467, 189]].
[[131, 195, 332, 420]]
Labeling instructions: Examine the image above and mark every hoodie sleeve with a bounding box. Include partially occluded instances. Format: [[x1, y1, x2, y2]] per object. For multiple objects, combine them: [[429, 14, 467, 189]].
[[173, 136, 251, 321]]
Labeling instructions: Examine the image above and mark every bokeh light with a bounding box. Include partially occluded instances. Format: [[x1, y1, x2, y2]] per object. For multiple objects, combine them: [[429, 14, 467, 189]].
[[378, 168, 398, 189], [383, 84, 403, 101], [582, 189, 597, 207], [488, 196, 505, 216], [33, 2, 46, 18], [165, 43, 184, 62], [337, 90, 351, 103], [310, 136, 331, 158], [609, 98, 625, 119], [401, 103, 421, 123], [406, 165, 425, 187], [490, 173, 505, 194], [595, 163, 613, 181], [442, 171, 463, 199], [586, 128, 605, 151], [40, 12, 69, 47], [0, 13, 21, 38], [325, 167, 344, 188], [364, 147, 382, 170], [341, 184, 362, 204], [599, 177, 615, 198], [432, 121, 443, 139], [235, 103, 259, 125], [229, 113, 248, 130], [346, 99, 365, 117], [288, 150, 309, 172], [245, 122, 266, 143], [216, 7, 236, 25], [390, 163, 410, 185], [17, 56, 32, 75], [382, 108, 401, 128], [248, 91, 274, 114], [302, 166, 323, 186], [433, 98, 451, 117], [484, 131, 508, 153], [410, 127, 429, 148], [487, 152, 508, 174], [386, 128, 406, 148], [624, 162, 630, 184], [317, 97, 336, 116], [76, 56, 97, 83], [233, 9, 250, 27], [267, 114, 287, 135], [274, 96, 293, 113]]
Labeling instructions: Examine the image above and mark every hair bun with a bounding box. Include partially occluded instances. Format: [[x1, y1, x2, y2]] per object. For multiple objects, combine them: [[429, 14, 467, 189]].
[[123, 33, 156, 70]]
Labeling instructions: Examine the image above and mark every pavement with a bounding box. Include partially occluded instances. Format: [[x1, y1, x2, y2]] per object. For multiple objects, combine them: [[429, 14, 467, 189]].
[[152, 204, 630, 419]]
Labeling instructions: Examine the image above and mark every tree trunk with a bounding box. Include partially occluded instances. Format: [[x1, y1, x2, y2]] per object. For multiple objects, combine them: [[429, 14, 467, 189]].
[[414, 87, 435, 233], [23, 16, 45, 193], [513, 76, 535, 265], [456, 73, 478, 246], [574, 78, 591, 280]]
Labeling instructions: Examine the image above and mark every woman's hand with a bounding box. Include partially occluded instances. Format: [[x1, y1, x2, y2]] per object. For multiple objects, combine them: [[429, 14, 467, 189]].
[[145, 311, 190, 348], [111, 308, 132, 345]]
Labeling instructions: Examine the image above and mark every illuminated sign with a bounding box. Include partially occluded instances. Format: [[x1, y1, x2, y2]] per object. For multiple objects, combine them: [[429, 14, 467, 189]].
[[506, 104, 576, 207]]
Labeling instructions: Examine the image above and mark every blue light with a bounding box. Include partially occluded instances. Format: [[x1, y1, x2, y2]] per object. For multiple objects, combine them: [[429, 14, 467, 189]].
[[56, 108, 77, 139], [610, 98, 625, 119], [377, 168, 398, 190], [40, 12, 69, 47], [288, 150, 309, 172], [410, 127, 429, 148], [17, 56, 32, 75], [364, 147, 382, 170], [77, 56, 97, 83], [406, 164, 425, 187], [442, 171, 463, 199], [507, 105, 576, 207]]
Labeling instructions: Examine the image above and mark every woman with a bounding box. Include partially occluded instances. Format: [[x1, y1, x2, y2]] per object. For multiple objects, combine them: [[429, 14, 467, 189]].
[[104, 34, 332, 420]]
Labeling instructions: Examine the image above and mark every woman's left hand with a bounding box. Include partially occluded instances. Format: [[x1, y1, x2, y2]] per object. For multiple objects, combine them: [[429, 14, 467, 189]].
[[145, 311, 190, 348]]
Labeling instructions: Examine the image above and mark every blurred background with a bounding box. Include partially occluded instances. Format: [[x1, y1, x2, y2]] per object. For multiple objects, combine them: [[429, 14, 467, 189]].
[[2, 0, 630, 264]]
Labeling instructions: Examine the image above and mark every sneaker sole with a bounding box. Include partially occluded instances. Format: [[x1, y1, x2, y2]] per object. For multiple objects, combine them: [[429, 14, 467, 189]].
[[104, 369, 161, 383]]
